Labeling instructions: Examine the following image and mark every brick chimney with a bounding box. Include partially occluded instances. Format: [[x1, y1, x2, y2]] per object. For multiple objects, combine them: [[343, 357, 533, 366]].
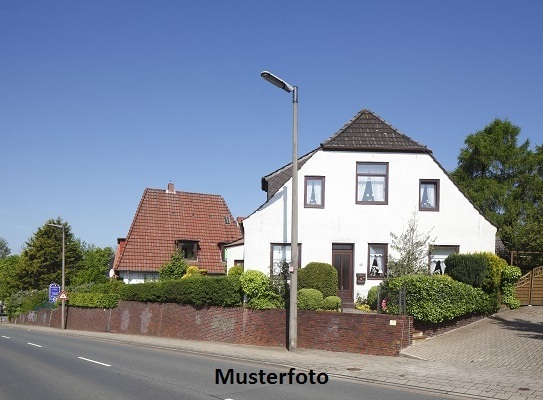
[[167, 181, 175, 194]]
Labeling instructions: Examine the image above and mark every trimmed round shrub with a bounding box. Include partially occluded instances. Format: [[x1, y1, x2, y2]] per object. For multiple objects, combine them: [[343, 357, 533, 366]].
[[246, 293, 284, 310], [298, 262, 338, 298], [444, 253, 488, 288], [322, 296, 341, 311], [227, 265, 244, 276], [297, 288, 324, 310]]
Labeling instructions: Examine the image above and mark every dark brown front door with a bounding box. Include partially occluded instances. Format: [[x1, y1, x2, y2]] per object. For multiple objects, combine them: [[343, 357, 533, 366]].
[[332, 244, 353, 303]]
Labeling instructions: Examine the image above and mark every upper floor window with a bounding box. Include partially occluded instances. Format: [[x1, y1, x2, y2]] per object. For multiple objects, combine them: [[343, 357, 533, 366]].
[[356, 162, 388, 204], [176, 240, 199, 260], [368, 243, 388, 279], [304, 176, 325, 208], [419, 179, 440, 211]]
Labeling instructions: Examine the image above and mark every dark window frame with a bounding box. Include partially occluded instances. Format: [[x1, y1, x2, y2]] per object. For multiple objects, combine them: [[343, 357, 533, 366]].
[[367, 243, 388, 279], [175, 240, 199, 260], [356, 162, 389, 205], [419, 179, 440, 211], [304, 176, 325, 208]]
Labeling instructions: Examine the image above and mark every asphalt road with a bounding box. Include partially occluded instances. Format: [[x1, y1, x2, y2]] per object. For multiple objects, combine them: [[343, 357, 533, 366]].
[[0, 326, 458, 400]]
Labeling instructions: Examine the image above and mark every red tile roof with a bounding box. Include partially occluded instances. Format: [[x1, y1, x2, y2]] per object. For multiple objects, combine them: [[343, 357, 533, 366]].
[[114, 187, 242, 274]]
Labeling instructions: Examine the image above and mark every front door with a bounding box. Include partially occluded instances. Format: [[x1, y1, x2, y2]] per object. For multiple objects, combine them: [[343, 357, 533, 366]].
[[332, 244, 354, 304]]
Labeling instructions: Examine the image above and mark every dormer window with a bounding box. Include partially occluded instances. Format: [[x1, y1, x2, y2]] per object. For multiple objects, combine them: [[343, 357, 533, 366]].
[[176, 240, 199, 260]]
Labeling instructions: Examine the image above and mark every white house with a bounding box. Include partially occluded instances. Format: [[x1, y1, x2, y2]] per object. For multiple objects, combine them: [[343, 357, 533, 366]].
[[238, 109, 497, 305]]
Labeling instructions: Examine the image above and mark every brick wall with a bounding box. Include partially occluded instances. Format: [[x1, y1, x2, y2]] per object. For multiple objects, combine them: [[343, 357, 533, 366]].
[[13, 301, 412, 356]]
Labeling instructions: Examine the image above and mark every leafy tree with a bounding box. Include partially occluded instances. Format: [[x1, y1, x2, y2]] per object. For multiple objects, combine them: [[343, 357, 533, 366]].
[[158, 249, 188, 281], [0, 255, 22, 300], [16, 218, 84, 291], [451, 119, 543, 270], [387, 213, 435, 278], [0, 238, 10, 259], [71, 242, 114, 286]]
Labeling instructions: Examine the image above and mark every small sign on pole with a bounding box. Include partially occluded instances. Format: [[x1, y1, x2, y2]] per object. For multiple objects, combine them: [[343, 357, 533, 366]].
[[49, 283, 61, 303], [58, 291, 68, 301]]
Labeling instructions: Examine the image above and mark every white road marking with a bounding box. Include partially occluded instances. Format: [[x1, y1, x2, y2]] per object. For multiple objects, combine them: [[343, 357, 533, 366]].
[[27, 343, 42, 347], [1, 336, 10, 339], [77, 357, 111, 367]]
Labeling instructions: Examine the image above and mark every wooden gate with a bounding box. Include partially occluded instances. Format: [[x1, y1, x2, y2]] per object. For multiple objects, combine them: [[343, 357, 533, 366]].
[[515, 266, 543, 306]]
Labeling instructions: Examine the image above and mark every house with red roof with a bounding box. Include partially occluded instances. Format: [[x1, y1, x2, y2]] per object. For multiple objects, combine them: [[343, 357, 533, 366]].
[[240, 109, 497, 306], [112, 182, 242, 283]]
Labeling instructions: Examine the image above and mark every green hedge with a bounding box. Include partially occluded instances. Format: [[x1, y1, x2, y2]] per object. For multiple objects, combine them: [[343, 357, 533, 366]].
[[444, 253, 488, 288], [115, 275, 243, 307], [298, 262, 338, 298], [68, 293, 120, 309], [381, 274, 497, 323], [500, 265, 522, 309]]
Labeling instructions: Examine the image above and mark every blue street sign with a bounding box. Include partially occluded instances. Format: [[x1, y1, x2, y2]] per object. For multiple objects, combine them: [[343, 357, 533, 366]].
[[49, 283, 61, 303]]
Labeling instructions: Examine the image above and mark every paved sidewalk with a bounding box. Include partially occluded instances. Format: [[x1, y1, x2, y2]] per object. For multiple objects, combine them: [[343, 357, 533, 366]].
[[5, 306, 543, 400]]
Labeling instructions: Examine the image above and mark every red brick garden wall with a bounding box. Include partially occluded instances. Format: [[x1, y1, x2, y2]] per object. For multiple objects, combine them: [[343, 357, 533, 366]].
[[13, 301, 412, 356]]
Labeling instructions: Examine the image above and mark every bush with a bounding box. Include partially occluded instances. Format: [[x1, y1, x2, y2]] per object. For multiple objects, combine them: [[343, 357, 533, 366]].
[[181, 266, 201, 279], [297, 288, 324, 310], [444, 253, 488, 288], [381, 274, 496, 323], [366, 286, 379, 310], [228, 265, 244, 276], [322, 295, 341, 311], [478, 252, 506, 295], [500, 265, 522, 309], [5, 289, 49, 319], [246, 292, 284, 310], [298, 262, 338, 298], [240, 270, 272, 299], [68, 293, 120, 308], [240, 270, 284, 309]]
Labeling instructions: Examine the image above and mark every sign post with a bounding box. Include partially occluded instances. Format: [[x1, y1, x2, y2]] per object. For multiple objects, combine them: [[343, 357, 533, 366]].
[[49, 283, 61, 303]]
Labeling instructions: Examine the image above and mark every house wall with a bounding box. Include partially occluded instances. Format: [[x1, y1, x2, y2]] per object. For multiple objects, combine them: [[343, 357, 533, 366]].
[[119, 271, 159, 284], [225, 244, 244, 271], [243, 150, 496, 299], [14, 301, 413, 356]]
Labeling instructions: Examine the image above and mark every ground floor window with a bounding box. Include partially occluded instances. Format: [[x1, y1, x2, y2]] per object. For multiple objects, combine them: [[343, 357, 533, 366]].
[[368, 243, 388, 278], [429, 245, 459, 274]]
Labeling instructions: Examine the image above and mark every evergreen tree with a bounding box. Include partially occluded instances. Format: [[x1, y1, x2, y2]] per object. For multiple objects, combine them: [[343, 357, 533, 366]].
[[16, 217, 83, 290], [451, 119, 543, 270]]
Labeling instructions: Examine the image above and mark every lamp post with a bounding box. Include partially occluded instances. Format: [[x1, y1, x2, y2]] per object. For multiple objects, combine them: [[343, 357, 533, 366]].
[[47, 223, 66, 329], [260, 70, 298, 351]]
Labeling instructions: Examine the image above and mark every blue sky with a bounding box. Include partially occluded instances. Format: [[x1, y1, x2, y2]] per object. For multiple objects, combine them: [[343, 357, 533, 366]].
[[1, 1, 542, 255]]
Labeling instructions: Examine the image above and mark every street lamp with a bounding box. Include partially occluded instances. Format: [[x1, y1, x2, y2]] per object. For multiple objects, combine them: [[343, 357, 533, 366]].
[[47, 223, 66, 329], [260, 70, 299, 351]]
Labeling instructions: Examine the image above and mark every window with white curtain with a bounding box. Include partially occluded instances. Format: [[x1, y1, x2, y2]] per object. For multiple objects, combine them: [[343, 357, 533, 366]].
[[269, 243, 302, 278], [368, 243, 388, 278], [304, 176, 325, 208], [356, 162, 388, 204], [419, 180, 440, 211]]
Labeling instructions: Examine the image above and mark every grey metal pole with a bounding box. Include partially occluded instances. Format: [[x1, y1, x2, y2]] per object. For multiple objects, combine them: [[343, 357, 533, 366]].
[[289, 86, 298, 351], [61, 225, 66, 329]]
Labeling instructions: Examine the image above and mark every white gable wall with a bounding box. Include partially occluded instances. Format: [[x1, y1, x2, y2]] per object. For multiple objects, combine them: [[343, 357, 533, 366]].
[[243, 149, 496, 299]]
